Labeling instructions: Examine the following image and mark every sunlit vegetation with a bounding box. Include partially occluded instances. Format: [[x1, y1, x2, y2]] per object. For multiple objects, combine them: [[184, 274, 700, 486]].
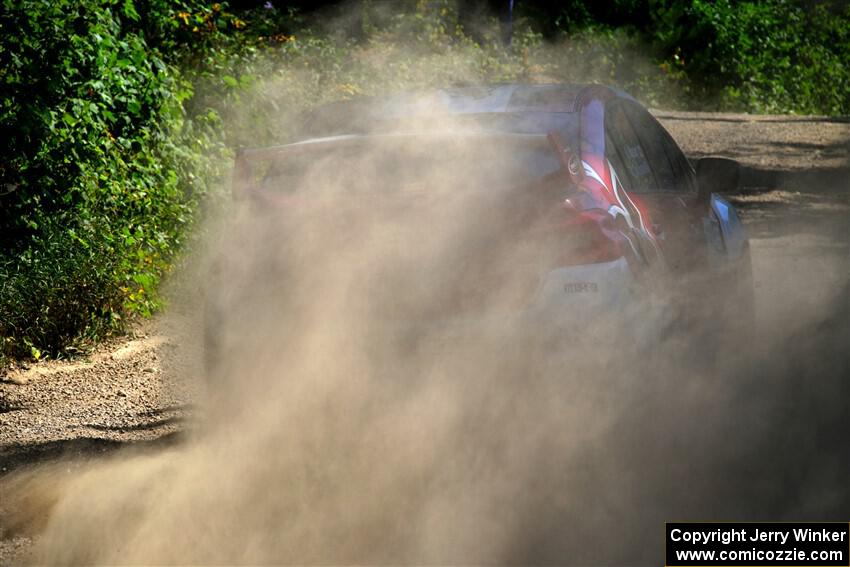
[[1, 0, 846, 363]]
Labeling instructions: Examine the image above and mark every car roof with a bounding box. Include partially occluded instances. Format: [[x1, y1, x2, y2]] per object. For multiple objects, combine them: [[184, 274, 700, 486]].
[[433, 83, 636, 112], [240, 130, 553, 157], [299, 84, 637, 139]]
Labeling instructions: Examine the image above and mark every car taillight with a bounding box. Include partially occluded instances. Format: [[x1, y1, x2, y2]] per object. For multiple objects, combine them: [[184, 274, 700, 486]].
[[550, 206, 626, 266]]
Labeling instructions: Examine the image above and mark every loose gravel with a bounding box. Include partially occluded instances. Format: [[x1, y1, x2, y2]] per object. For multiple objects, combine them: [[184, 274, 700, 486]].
[[0, 111, 846, 566]]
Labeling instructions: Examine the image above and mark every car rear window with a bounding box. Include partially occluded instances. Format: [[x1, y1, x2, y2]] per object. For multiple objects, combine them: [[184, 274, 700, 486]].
[[257, 134, 563, 196]]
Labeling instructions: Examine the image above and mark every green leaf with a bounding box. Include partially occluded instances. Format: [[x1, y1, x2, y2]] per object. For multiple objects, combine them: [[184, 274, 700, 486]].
[[123, 0, 140, 22]]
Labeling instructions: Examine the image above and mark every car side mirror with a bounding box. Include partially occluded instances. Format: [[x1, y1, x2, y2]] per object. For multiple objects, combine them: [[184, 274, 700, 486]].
[[696, 157, 740, 204]]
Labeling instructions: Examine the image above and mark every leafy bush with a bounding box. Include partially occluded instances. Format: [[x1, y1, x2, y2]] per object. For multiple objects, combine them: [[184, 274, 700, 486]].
[[650, 0, 850, 114], [178, 0, 657, 147], [0, 219, 122, 360], [0, 0, 226, 362], [1, 0, 846, 365]]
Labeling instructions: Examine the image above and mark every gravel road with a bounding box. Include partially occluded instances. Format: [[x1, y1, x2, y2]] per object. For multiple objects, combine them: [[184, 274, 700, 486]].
[[1, 111, 847, 565]]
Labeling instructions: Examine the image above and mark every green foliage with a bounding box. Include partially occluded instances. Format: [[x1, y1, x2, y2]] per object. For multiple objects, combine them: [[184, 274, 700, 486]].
[[0, 0, 226, 362], [530, 0, 850, 114], [649, 0, 850, 114], [0, 219, 123, 360], [0, 0, 847, 365], [181, 1, 683, 151]]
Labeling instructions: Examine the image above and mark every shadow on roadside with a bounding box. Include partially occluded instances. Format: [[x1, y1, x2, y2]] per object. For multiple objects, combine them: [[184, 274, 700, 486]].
[[0, 432, 185, 480]]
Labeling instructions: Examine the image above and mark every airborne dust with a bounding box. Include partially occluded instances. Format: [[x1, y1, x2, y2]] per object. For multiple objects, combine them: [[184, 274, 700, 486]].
[[1, 10, 849, 566]]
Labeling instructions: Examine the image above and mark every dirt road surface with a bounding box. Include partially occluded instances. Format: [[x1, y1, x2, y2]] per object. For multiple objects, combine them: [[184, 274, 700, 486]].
[[1, 111, 847, 564], [656, 111, 849, 332]]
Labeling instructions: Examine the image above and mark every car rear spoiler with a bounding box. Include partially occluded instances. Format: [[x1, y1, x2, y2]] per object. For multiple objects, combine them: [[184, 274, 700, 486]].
[[231, 138, 378, 201], [232, 131, 581, 201], [232, 145, 299, 201]]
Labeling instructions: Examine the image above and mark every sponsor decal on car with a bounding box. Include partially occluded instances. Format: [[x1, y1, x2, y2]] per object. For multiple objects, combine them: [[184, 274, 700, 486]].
[[564, 282, 599, 293]]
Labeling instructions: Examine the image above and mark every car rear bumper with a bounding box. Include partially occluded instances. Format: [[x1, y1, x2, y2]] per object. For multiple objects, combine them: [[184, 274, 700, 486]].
[[523, 257, 673, 347], [528, 257, 635, 320], [409, 257, 674, 352]]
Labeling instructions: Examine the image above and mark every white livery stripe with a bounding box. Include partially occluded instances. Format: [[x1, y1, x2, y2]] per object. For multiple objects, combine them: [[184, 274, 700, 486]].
[[582, 160, 609, 193]]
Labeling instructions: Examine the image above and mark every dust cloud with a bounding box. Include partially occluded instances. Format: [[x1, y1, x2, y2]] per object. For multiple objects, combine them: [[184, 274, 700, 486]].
[[5, 12, 850, 565], [14, 112, 847, 564]]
